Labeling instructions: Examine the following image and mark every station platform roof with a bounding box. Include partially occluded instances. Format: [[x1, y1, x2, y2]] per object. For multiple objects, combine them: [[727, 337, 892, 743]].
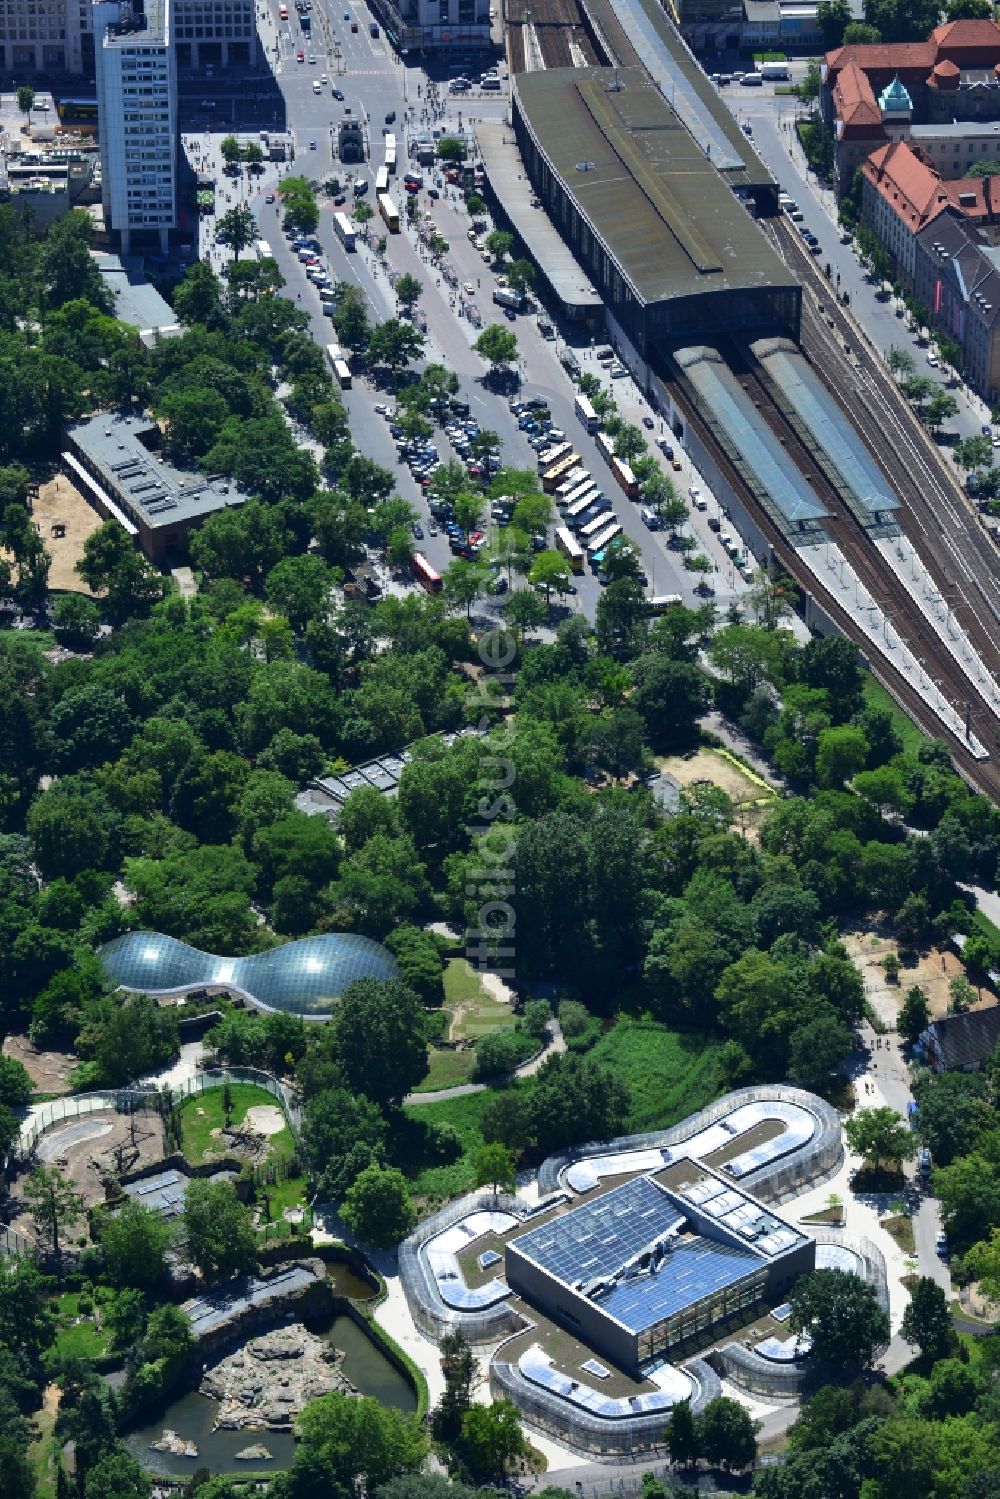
[[475, 121, 603, 314], [513, 68, 794, 311], [581, 0, 774, 191], [674, 345, 828, 539], [752, 337, 901, 527]]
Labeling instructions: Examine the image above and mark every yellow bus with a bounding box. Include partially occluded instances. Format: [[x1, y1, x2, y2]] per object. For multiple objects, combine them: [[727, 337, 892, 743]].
[[542, 453, 581, 493], [554, 525, 585, 573], [378, 192, 400, 232]]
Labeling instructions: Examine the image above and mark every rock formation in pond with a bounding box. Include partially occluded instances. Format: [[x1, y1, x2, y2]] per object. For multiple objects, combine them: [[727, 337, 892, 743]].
[[150, 1429, 199, 1457], [199, 1324, 357, 1431], [235, 1444, 273, 1461]]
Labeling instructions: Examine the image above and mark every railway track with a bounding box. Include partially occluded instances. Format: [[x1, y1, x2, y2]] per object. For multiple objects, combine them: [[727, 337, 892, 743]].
[[729, 344, 999, 756], [663, 350, 1000, 799], [770, 219, 1000, 659], [507, 24, 526, 74]]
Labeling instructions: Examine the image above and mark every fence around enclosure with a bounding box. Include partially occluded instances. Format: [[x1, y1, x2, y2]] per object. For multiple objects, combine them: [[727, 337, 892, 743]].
[[16, 1066, 300, 1164], [718, 1229, 891, 1402], [398, 1188, 530, 1344], [489, 1351, 721, 1460], [535, 1085, 844, 1206], [3, 1067, 302, 1260]]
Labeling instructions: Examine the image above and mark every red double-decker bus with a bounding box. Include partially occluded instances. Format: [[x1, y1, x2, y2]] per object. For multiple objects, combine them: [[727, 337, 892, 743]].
[[411, 551, 442, 594]]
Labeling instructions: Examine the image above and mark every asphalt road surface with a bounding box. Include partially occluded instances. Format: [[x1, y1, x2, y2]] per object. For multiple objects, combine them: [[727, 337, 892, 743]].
[[183, 0, 748, 619]]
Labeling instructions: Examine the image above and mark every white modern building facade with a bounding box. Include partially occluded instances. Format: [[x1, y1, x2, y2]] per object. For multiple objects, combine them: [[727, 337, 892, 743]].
[[93, 0, 177, 253]]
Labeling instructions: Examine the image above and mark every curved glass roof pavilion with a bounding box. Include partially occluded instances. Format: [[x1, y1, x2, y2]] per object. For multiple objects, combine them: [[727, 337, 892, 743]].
[[98, 932, 398, 1019]]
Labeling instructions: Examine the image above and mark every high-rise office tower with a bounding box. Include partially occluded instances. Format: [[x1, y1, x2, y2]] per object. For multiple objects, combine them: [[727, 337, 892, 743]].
[[93, 0, 177, 253]]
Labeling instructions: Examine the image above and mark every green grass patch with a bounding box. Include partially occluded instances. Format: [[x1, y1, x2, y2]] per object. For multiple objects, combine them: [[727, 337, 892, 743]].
[[400, 1088, 495, 1201], [257, 1172, 308, 1220], [587, 1019, 725, 1132], [882, 1214, 915, 1253], [443, 957, 488, 1006], [800, 1206, 845, 1225], [862, 674, 927, 756], [970, 907, 1000, 950], [178, 1083, 295, 1166], [51, 1292, 108, 1362], [415, 1046, 478, 1092], [27, 1391, 59, 1499], [443, 958, 515, 1040]]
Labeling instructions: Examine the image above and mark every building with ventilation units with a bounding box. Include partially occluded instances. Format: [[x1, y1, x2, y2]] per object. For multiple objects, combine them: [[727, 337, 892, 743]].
[[505, 1166, 813, 1377]]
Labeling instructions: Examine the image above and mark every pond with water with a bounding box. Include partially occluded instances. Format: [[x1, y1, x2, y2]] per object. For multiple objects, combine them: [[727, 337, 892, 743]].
[[125, 1315, 416, 1477]]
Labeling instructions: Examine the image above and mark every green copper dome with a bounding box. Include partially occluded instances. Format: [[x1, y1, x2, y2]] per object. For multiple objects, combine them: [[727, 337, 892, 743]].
[[879, 75, 913, 113]]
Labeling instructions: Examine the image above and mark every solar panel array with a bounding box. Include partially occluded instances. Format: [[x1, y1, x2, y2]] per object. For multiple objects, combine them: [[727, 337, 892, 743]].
[[598, 1237, 760, 1331], [122, 1166, 236, 1219], [512, 1177, 684, 1290], [183, 1265, 317, 1336]]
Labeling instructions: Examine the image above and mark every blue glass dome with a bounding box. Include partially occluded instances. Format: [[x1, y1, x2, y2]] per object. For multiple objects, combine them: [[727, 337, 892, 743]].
[[98, 932, 399, 1018]]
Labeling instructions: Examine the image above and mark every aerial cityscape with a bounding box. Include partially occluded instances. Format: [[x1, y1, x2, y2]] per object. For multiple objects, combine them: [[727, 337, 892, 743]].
[[0, 1, 999, 1497]]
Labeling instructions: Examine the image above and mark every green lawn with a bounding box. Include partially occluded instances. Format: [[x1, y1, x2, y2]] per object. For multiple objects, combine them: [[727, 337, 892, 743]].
[[861, 674, 927, 757], [400, 1088, 495, 1201], [27, 1391, 59, 1499], [414, 1046, 478, 1092], [970, 907, 1000, 950], [401, 1021, 726, 1201], [258, 1171, 309, 1221], [587, 1019, 725, 1132], [442, 959, 516, 1040], [178, 1083, 295, 1166], [51, 1292, 107, 1362]]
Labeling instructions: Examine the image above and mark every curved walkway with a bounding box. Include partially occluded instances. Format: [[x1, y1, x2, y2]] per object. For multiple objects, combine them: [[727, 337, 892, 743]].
[[404, 1018, 565, 1106]]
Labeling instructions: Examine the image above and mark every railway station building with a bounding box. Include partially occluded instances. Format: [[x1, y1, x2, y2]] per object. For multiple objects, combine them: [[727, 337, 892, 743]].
[[510, 66, 800, 366]]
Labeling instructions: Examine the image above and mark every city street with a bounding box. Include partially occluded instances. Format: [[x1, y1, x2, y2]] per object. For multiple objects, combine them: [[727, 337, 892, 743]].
[[181, 0, 747, 618], [722, 76, 996, 452]]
